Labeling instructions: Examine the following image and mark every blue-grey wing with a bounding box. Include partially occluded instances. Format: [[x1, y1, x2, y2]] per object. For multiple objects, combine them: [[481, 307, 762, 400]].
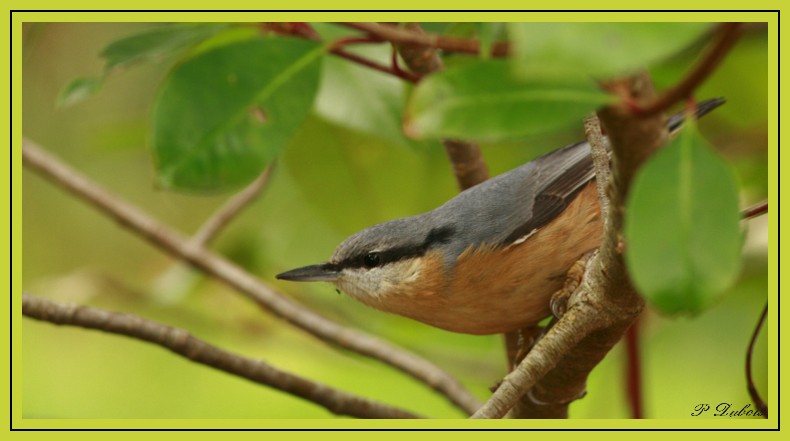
[[431, 140, 595, 258], [502, 140, 596, 244]]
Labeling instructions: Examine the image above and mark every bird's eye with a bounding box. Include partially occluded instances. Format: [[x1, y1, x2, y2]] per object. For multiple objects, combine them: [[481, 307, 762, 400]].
[[363, 252, 381, 268]]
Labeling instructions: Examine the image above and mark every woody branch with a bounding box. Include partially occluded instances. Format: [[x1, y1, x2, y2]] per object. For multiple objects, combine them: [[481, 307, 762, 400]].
[[22, 293, 420, 419], [21, 138, 481, 416]]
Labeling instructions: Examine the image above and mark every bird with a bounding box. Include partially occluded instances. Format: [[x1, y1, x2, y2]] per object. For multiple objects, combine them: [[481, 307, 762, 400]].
[[277, 98, 725, 335]]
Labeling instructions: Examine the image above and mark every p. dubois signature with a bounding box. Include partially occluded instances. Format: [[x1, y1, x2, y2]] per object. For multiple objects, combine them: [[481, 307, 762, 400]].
[[692, 403, 764, 417]]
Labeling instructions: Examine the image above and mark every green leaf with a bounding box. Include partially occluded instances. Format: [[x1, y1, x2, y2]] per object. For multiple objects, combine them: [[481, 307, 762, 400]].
[[101, 23, 229, 72], [151, 37, 324, 192], [404, 59, 613, 141], [508, 22, 711, 79], [55, 24, 231, 108], [315, 48, 436, 150], [56, 76, 102, 107], [189, 25, 260, 56], [625, 120, 742, 315]]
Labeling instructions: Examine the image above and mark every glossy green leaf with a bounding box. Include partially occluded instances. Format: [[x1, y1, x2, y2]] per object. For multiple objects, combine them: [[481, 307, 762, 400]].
[[315, 48, 436, 150], [151, 37, 324, 192], [508, 22, 711, 79], [404, 59, 613, 141], [625, 120, 742, 315], [101, 23, 229, 72], [56, 76, 102, 108]]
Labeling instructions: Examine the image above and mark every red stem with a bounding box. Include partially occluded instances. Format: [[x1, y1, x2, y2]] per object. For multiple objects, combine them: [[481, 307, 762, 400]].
[[331, 35, 384, 48], [331, 47, 419, 83], [390, 45, 409, 78], [261, 21, 418, 83], [745, 304, 768, 417], [625, 316, 644, 418], [742, 201, 768, 219]]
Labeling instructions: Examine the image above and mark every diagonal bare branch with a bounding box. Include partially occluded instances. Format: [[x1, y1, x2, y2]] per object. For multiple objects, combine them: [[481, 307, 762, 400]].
[[22, 293, 421, 419], [21, 138, 482, 416], [472, 303, 601, 418]]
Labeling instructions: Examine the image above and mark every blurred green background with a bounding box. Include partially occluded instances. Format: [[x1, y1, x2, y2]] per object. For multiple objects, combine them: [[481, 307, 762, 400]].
[[21, 22, 768, 419]]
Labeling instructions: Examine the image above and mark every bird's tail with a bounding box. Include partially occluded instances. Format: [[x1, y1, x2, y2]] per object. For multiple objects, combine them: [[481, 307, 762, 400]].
[[666, 97, 726, 133]]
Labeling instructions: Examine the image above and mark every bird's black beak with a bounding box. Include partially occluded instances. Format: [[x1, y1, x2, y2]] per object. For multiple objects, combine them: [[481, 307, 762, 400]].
[[276, 263, 340, 282]]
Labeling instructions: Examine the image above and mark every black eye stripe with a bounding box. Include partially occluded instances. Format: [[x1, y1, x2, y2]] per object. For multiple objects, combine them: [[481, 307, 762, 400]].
[[337, 226, 456, 270]]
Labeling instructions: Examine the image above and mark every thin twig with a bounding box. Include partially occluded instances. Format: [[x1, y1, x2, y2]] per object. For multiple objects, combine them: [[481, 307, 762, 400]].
[[331, 47, 420, 83], [742, 201, 768, 220], [635, 23, 743, 117], [262, 21, 419, 83], [21, 138, 482, 415], [331, 35, 385, 48], [441, 139, 490, 190], [21, 294, 421, 419], [192, 163, 275, 247], [746, 303, 768, 417], [339, 22, 510, 57]]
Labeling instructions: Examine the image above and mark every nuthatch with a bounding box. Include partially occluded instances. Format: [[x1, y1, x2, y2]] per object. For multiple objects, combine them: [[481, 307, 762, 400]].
[[278, 99, 725, 335]]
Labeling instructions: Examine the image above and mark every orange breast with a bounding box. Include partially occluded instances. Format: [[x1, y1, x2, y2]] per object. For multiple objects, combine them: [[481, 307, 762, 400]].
[[378, 181, 604, 335]]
